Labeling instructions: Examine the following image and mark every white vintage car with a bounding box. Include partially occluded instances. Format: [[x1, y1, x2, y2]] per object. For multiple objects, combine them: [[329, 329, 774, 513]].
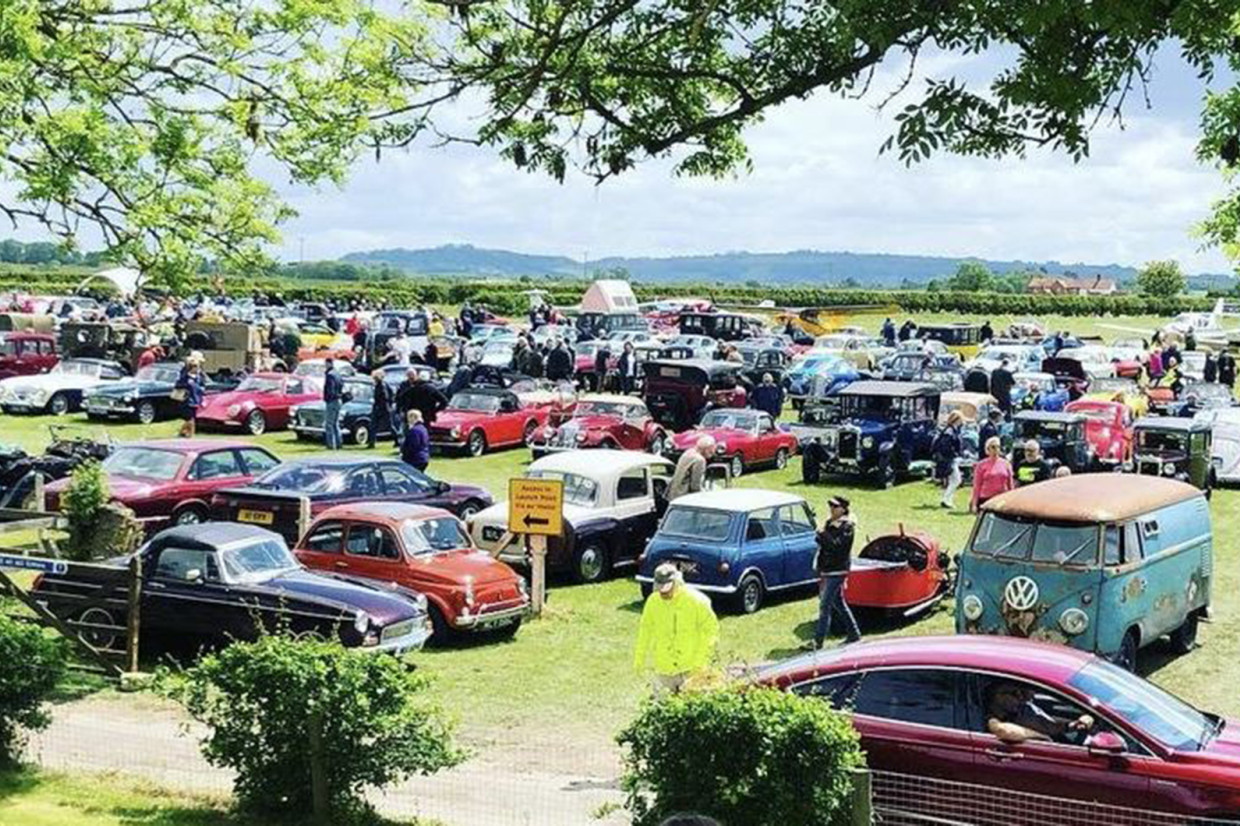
[[1195, 407, 1240, 484], [469, 450, 672, 584], [0, 358, 128, 415]]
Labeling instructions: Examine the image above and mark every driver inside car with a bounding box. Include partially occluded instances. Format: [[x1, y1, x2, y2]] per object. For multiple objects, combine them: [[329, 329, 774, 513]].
[[985, 680, 1095, 744]]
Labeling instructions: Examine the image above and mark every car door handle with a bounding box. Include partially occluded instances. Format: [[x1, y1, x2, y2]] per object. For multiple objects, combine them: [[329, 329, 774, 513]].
[[334, 560, 348, 569], [984, 748, 1023, 761], [147, 580, 166, 590]]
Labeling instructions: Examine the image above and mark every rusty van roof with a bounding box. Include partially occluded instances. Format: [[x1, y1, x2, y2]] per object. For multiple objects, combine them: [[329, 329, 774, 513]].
[[981, 474, 1203, 523]]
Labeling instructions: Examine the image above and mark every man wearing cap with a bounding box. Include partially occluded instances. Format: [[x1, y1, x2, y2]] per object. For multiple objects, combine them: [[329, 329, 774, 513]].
[[667, 435, 715, 500], [812, 495, 861, 649], [634, 562, 719, 695]]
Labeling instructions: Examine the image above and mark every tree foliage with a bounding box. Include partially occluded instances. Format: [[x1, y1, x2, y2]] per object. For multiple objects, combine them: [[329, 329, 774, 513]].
[[0, 0, 432, 289], [0, 616, 67, 766], [1136, 259, 1187, 297]]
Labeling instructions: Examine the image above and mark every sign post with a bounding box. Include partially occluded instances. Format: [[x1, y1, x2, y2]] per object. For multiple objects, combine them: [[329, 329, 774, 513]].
[[507, 478, 563, 617]]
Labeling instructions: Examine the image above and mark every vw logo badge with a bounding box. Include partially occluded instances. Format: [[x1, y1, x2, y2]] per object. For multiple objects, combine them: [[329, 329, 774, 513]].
[[1004, 576, 1040, 612]]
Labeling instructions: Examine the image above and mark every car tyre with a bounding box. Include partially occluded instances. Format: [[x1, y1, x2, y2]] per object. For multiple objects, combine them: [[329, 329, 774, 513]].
[[1169, 613, 1199, 655], [648, 433, 667, 455], [353, 421, 370, 447], [457, 500, 483, 521], [48, 392, 70, 416], [522, 420, 538, 445], [246, 409, 266, 435], [735, 574, 764, 615], [774, 448, 789, 470], [467, 430, 487, 457], [729, 454, 744, 479], [572, 541, 610, 584], [427, 604, 453, 645], [76, 607, 120, 651], [173, 504, 207, 526], [1115, 628, 1140, 672], [136, 401, 157, 425]]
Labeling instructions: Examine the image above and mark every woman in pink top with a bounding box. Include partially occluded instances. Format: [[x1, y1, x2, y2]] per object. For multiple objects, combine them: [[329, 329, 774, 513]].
[[971, 436, 1014, 512]]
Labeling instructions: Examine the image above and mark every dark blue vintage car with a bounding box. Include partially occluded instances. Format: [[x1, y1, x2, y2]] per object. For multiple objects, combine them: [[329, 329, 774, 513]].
[[783, 354, 861, 408], [801, 381, 940, 487], [291, 365, 440, 446], [636, 489, 819, 614], [84, 362, 233, 424], [30, 522, 432, 654]]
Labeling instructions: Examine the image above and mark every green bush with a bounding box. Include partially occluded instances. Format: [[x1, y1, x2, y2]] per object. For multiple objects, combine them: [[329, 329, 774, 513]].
[[617, 686, 864, 826], [167, 636, 463, 818], [60, 461, 141, 561], [0, 615, 67, 766]]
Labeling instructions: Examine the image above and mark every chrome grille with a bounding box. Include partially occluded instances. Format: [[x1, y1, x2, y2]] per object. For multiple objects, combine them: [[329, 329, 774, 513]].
[[381, 620, 415, 642], [839, 429, 859, 460], [298, 408, 325, 428]]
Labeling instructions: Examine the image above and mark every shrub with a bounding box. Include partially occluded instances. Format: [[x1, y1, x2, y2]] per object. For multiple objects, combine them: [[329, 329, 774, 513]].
[[0, 615, 67, 765], [60, 461, 141, 561], [617, 686, 864, 826], [167, 636, 463, 817]]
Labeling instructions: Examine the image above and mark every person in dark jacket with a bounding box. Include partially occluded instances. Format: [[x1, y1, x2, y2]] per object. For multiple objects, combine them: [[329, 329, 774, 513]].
[[980, 320, 994, 342], [1204, 353, 1219, 384], [1219, 351, 1236, 389], [175, 354, 206, 438], [594, 343, 612, 392], [397, 370, 448, 428], [978, 408, 1004, 454], [445, 363, 474, 399], [401, 410, 430, 471], [749, 373, 784, 419], [368, 369, 392, 449], [990, 359, 1015, 414], [546, 340, 573, 382], [616, 342, 639, 394], [932, 411, 964, 509], [1013, 439, 1053, 486], [881, 317, 896, 346], [812, 496, 861, 649], [897, 320, 913, 342], [323, 358, 346, 450]]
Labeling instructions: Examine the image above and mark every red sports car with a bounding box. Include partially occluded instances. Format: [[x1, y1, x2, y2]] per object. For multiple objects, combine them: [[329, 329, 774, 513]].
[[761, 635, 1240, 824], [196, 372, 323, 435], [428, 387, 553, 456], [529, 394, 668, 458], [294, 503, 528, 642], [45, 439, 281, 528], [667, 408, 796, 478], [1065, 398, 1133, 466]]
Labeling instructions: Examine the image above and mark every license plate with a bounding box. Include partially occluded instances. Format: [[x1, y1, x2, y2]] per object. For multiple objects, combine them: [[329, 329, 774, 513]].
[[673, 560, 698, 575], [237, 508, 274, 525], [482, 526, 504, 542]]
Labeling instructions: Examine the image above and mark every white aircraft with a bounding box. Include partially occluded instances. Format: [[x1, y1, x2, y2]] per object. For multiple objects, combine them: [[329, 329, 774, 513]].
[[1099, 299, 1240, 347]]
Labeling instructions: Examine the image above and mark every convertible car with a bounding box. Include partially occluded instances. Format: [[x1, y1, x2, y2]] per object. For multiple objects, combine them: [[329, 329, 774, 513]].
[[666, 408, 797, 478], [845, 529, 951, 616], [529, 394, 668, 457], [0, 358, 127, 415], [196, 372, 323, 435], [428, 387, 554, 456], [84, 362, 229, 424]]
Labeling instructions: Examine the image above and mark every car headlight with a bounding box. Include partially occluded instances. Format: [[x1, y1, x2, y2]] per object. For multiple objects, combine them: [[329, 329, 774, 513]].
[[1162, 462, 1175, 476], [517, 577, 528, 596], [124, 392, 137, 402], [1059, 608, 1089, 636], [451, 426, 461, 439], [962, 595, 984, 621], [862, 436, 874, 448], [30, 389, 48, 404], [715, 444, 726, 455], [464, 575, 476, 608], [413, 593, 428, 612], [226, 404, 241, 418], [353, 611, 370, 634], [576, 432, 587, 442], [289, 405, 301, 418]]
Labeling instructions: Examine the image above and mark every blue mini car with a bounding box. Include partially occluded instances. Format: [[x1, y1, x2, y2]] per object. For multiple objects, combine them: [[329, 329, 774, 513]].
[[636, 490, 820, 614], [783, 354, 860, 408], [1011, 372, 1070, 412]]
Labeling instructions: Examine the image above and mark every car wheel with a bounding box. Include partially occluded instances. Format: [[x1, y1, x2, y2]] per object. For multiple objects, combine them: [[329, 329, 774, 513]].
[[135, 401, 157, 425], [427, 604, 453, 645], [729, 454, 744, 479], [246, 409, 266, 435], [735, 574, 764, 615], [1169, 614, 1199, 655], [572, 541, 610, 584], [353, 422, 370, 446], [467, 430, 487, 457], [173, 505, 207, 526], [76, 607, 120, 651], [522, 420, 538, 445], [648, 433, 666, 455], [774, 448, 789, 470], [457, 500, 482, 521], [1115, 628, 1140, 672], [599, 439, 617, 449], [48, 392, 70, 416]]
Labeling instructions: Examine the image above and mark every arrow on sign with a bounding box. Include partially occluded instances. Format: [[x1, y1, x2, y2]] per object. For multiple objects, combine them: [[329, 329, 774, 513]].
[[523, 514, 550, 528]]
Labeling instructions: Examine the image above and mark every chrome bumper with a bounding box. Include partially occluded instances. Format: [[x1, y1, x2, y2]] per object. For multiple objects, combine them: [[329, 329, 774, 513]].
[[454, 602, 529, 631], [635, 574, 737, 595], [365, 620, 433, 655]]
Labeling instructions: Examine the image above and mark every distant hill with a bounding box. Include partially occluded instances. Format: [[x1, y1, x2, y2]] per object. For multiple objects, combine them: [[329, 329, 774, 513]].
[[341, 243, 1234, 287]]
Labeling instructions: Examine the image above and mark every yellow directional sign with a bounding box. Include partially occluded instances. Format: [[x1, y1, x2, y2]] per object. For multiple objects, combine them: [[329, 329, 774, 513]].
[[508, 478, 564, 537]]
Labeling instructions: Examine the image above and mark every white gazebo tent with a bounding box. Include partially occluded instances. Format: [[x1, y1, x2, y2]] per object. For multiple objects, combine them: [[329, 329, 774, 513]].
[[77, 266, 143, 297]]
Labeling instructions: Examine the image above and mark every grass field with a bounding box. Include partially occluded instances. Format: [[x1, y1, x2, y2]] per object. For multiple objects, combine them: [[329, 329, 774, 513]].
[[1, 309, 1237, 773]]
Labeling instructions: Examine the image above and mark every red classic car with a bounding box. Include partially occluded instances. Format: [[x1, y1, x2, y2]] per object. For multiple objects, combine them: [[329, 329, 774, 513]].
[[428, 387, 553, 456], [196, 372, 323, 435], [529, 394, 668, 458], [667, 408, 797, 478], [845, 529, 950, 615], [294, 503, 528, 642], [572, 341, 618, 390], [45, 439, 281, 528], [0, 332, 57, 380], [761, 636, 1240, 824], [1065, 398, 1133, 467]]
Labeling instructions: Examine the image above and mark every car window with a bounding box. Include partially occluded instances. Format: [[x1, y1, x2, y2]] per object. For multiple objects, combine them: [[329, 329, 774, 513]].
[[974, 673, 1146, 754], [1103, 526, 1120, 566], [39, 341, 54, 355], [380, 466, 428, 495], [780, 504, 816, 536], [790, 672, 860, 708], [344, 468, 382, 497], [190, 450, 243, 480], [152, 547, 219, 583], [101, 366, 124, 380], [346, 525, 401, 561], [238, 448, 280, 476], [744, 507, 780, 543], [851, 669, 961, 729], [616, 468, 648, 500], [285, 379, 305, 395], [302, 521, 344, 554], [661, 507, 733, 542]]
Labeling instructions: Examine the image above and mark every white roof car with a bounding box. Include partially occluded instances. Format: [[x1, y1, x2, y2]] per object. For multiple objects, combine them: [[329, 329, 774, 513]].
[[1196, 407, 1240, 483], [671, 488, 807, 512]]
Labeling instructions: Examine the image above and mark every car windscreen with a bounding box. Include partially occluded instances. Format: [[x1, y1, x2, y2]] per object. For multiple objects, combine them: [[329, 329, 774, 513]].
[[449, 392, 503, 413], [220, 539, 299, 583], [135, 366, 181, 383], [237, 376, 282, 393], [573, 401, 631, 418], [343, 381, 373, 403], [1137, 430, 1187, 452], [970, 514, 1099, 567], [0, 340, 15, 356], [525, 470, 597, 506], [1072, 406, 1114, 422], [103, 447, 183, 481], [52, 361, 99, 376], [402, 517, 470, 555], [699, 410, 757, 431], [251, 464, 344, 493], [1068, 661, 1215, 752], [660, 506, 733, 542]]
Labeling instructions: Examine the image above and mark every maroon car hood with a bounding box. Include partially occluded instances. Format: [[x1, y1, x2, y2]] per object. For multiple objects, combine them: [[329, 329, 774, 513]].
[[565, 414, 624, 431], [199, 389, 278, 414], [435, 409, 490, 429], [671, 426, 747, 451]]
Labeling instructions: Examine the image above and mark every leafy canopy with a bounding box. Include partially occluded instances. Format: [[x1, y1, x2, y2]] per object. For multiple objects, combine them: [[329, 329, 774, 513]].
[[1136, 259, 1187, 297]]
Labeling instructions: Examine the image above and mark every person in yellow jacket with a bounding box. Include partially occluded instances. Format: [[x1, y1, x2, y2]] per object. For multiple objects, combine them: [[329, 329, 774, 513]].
[[634, 563, 719, 695]]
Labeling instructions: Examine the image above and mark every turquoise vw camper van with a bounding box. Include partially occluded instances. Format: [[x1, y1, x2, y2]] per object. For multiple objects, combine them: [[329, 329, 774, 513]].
[[956, 475, 1211, 670]]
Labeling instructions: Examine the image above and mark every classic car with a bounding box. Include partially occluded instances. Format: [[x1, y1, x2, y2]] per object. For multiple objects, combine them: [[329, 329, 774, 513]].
[[196, 372, 323, 435], [678, 311, 756, 342], [45, 439, 280, 528], [735, 344, 792, 386], [529, 394, 669, 457], [1066, 345, 1120, 380], [642, 359, 748, 431], [605, 329, 659, 347], [0, 332, 57, 380], [30, 522, 431, 654], [1181, 382, 1236, 415], [1042, 356, 1092, 398], [966, 343, 1045, 375], [939, 392, 1001, 469], [1083, 376, 1150, 418], [470, 451, 672, 584], [663, 334, 717, 360], [84, 362, 220, 424], [367, 310, 430, 364], [1178, 350, 1209, 383], [667, 408, 797, 478], [783, 354, 861, 408], [1105, 343, 1145, 378], [1064, 399, 1133, 468], [1012, 371, 1070, 412], [846, 529, 951, 615], [882, 351, 963, 383], [957, 475, 1210, 671], [575, 311, 648, 339], [295, 503, 528, 642], [637, 489, 818, 613], [293, 359, 357, 379], [808, 333, 882, 370], [760, 636, 1240, 823], [428, 387, 552, 456], [800, 381, 940, 487], [919, 323, 983, 359], [782, 396, 845, 447], [1195, 406, 1240, 484], [1131, 417, 1215, 494], [292, 377, 392, 446], [1010, 410, 1091, 474], [212, 457, 493, 545], [0, 358, 127, 415], [477, 337, 518, 369]]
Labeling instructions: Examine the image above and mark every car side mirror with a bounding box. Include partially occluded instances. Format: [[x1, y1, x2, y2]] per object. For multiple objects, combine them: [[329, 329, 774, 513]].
[[1085, 731, 1125, 756]]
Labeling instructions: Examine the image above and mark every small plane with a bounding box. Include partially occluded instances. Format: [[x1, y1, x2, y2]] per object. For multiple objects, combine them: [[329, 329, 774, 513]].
[[1100, 299, 1240, 347]]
